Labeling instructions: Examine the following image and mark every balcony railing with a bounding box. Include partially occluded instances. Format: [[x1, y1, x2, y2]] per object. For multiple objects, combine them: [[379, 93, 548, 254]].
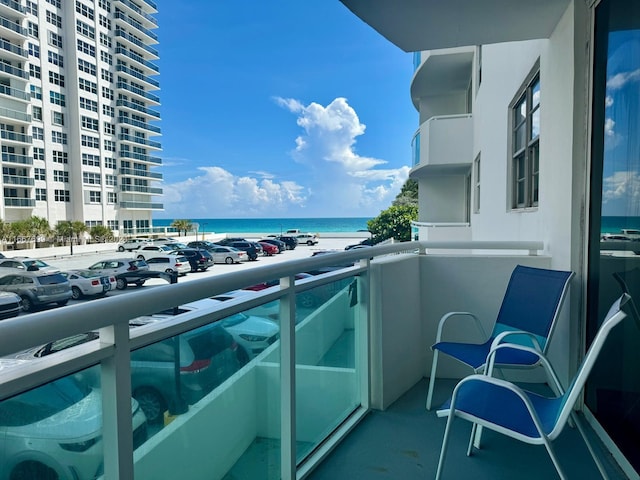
[[4, 197, 34, 207], [0, 106, 29, 123], [118, 133, 161, 149], [116, 63, 160, 88], [117, 115, 162, 134], [120, 184, 163, 194], [2, 152, 31, 164], [0, 129, 30, 143], [116, 81, 160, 103], [114, 46, 160, 73], [116, 0, 158, 26], [0, 0, 25, 14], [119, 150, 162, 163], [0, 83, 29, 101], [114, 10, 158, 42], [3, 174, 34, 185], [0, 38, 24, 57], [0, 241, 546, 480], [119, 200, 163, 209], [119, 167, 162, 179], [0, 14, 25, 36], [0, 60, 27, 79], [116, 99, 160, 119], [114, 28, 159, 58]]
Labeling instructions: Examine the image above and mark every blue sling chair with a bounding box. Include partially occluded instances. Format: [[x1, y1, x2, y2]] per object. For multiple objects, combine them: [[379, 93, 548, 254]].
[[435, 294, 630, 480], [426, 265, 574, 410]]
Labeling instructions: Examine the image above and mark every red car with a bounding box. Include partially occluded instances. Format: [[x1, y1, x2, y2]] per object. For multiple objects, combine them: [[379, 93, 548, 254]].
[[259, 242, 279, 256]]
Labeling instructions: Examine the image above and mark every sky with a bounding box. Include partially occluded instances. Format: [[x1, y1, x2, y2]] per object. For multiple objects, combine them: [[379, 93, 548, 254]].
[[152, 1, 417, 219]]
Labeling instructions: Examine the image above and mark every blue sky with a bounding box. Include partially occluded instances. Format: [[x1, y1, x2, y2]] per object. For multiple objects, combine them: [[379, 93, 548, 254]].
[[152, 1, 417, 219]]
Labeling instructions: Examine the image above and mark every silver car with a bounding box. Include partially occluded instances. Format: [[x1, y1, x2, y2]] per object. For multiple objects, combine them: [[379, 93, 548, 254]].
[[0, 271, 72, 312]]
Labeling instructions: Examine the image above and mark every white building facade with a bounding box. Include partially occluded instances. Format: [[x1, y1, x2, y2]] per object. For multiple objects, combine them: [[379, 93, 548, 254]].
[[0, 0, 162, 233], [343, 0, 640, 476]]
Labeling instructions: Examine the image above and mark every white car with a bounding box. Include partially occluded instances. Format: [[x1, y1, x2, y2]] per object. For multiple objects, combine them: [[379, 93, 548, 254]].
[[209, 246, 247, 264], [0, 369, 147, 480], [135, 244, 176, 260], [296, 233, 319, 245], [0, 257, 60, 273], [145, 255, 191, 275], [152, 237, 178, 245], [117, 238, 150, 252], [61, 269, 117, 300]]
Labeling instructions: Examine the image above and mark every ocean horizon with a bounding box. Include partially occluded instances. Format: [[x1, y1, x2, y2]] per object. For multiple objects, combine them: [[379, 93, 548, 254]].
[[152, 217, 372, 234]]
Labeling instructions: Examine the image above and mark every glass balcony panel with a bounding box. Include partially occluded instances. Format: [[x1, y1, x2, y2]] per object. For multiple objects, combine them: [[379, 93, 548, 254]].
[[295, 277, 361, 462]]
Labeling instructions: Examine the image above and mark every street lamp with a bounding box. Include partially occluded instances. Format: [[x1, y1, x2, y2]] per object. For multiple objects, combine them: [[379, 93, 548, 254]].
[[202, 223, 207, 241]]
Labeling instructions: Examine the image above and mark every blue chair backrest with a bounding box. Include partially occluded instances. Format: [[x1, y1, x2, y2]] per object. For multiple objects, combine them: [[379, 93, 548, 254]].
[[492, 265, 573, 351]]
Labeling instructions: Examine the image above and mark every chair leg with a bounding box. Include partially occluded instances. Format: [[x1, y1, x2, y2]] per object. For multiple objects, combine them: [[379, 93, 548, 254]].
[[426, 350, 439, 410], [467, 423, 477, 456], [435, 411, 455, 480], [572, 412, 610, 480], [541, 436, 567, 480]]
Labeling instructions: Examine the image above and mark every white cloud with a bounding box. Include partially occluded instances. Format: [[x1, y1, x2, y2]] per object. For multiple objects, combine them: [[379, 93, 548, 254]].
[[603, 170, 640, 203], [607, 69, 640, 90], [604, 118, 615, 137], [162, 97, 408, 218], [605, 95, 614, 108]]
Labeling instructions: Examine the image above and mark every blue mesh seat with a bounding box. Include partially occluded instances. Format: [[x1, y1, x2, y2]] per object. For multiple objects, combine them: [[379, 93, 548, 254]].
[[426, 265, 574, 410]]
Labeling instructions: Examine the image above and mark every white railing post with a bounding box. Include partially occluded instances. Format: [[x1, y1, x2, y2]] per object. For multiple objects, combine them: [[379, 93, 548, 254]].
[[280, 275, 296, 480]]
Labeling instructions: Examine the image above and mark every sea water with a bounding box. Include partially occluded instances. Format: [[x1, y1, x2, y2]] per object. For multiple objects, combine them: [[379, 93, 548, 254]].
[[152, 217, 371, 234]]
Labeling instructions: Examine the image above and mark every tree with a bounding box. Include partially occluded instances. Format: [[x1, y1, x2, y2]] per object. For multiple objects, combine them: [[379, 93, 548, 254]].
[[26, 216, 51, 247], [367, 204, 418, 243], [171, 219, 193, 237], [90, 225, 114, 243], [71, 221, 88, 245], [392, 178, 418, 207], [55, 221, 74, 246], [8, 220, 30, 250]]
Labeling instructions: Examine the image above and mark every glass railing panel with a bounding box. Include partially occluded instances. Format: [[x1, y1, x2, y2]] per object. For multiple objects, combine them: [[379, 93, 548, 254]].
[[294, 277, 361, 463]]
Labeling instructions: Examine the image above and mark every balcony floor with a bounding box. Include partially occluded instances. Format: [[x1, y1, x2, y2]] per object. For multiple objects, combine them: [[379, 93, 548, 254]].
[[307, 379, 628, 480]]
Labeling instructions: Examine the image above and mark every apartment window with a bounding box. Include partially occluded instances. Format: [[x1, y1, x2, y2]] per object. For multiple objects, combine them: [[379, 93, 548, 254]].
[[82, 153, 100, 166], [46, 11, 62, 28], [33, 148, 44, 161], [27, 22, 38, 38], [46, 0, 61, 7], [510, 64, 540, 209], [81, 116, 99, 131], [104, 139, 116, 152], [79, 97, 98, 112], [101, 68, 113, 83], [82, 135, 99, 148], [99, 14, 111, 30], [473, 153, 481, 214], [52, 151, 67, 164], [34, 168, 45, 180], [49, 91, 65, 106], [48, 51, 63, 67], [49, 71, 65, 87], [32, 126, 44, 140], [104, 122, 115, 135], [107, 220, 118, 229], [27, 42, 39, 58], [99, 0, 111, 11], [25, 1, 37, 15], [51, 111, 64, 126], [99, 32, 111, 48], [29, 64, 41, 79], [53, 170, 69, 183], [32, 106, 42, 122], [48, 30, 63, 47], [105, 174, 117, 186], [78, 59, 96, 75], [35, 188, 47, 201], [51, 131, 67, 144], [100, 50, 112, 65], [104, 157, 116, 169], [103, 105, 114, 117], [77, 39, 96, 57], [78, 78, 97, 93], [54, 189, 70, 202], [83, 172, 101, 185], [76, 1, 95, 20], [77, 20, 95, 40], [86, 191, 101, 203], [107, 192, 117, 204], [29, 85, 42, 100], [101, 86, 113, 100]]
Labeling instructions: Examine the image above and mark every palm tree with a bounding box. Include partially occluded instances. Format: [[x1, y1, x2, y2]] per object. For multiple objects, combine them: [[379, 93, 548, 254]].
[[90, 225, 114, 243], [8, 220, 30, 250], [26, 216, 52, 247], [171, 219, 193, 237], [71, 221, 88, 245], [55, 221, 74, 246]]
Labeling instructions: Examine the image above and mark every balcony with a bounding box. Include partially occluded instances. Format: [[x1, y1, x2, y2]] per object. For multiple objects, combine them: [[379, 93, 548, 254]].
[[3, 174, 34, 186], [0, 37, 25, 59], [119, 133, 161, 149], [117, 115, 162, 134], [114, 10, 158, 43], [0, 0, 25, 15], [119, 200, 163, 209], [116, 0, 158, 27], [410, 114, 473, 177], [2, 152, 31, 165], [0, 83, 29, 101], [119, 167, 162, 179], [120, 184, 163, 194], [0, 14, 25, 39], [5, 241, 624, 480], [116, 63, 160, 88], [115, 46, 160, 74], [115, 28, 159, 58], [0, 129, 30, 144], [116, 98, 161, 119], [116, 81, 160, 103], [4, 197, 34, 207], [0, 60, 27, 79], [119, 150, 162, 163]]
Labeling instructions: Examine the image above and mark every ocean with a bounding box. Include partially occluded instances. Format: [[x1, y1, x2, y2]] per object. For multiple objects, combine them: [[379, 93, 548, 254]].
[[152, 217, 372, 234], [601, 216, 640, 234]]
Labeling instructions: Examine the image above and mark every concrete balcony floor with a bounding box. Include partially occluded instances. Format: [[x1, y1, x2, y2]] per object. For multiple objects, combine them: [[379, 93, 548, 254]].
[[307, 379, 628, 480]]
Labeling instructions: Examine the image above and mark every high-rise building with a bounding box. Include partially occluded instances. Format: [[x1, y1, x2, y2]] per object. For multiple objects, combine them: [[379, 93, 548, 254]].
[[0, 0, 162, 234]]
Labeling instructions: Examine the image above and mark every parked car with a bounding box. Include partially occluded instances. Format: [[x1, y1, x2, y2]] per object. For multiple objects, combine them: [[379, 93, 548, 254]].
[[0, 257, 59, 273], [172, 248, 214, 272], [87, 258, 150, 290], [0, 271, 72, 312], [0, 291, 22, 319], [208, 246, 247, 264], [61, 269, 117, 300], [152, 237, 178, 245], [227, 241, 259, 261], [145, 255, 191, 275], [135, 244, 176, 260], [216, 237, 246, 247], [162, 242, 188, 250], [275, 235, 298, 250], [117, 238, 150, 252], [258, 242, 279, 256], [186, 240, 219, 251], [259, 238, 286, 253], [0, 373, 147, 480], [345, 238, 375, 250], [296, 233, 319, 245]]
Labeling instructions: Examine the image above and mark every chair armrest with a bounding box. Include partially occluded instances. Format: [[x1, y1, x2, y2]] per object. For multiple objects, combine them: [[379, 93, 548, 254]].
[[490, 330, 543, 353], [485, 343, 564, 394], [434, 311, 485, 344]]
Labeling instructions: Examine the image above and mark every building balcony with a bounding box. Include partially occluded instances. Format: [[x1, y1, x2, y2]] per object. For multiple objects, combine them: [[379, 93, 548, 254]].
[[115, 46, 160, 74], [119, 184, 163, 195], [119, 167, 162, 179], [119, 200, 163, 209], [0, 0, 25, 16], [115, 63, 160, 89], [0, 60, 27, 80], [4, 197, 34, 207], [119, 150, 162, 164], [114, 28, 159, 59], [0, 37, 25, 60], [116, 81, 160, 104], [118, 133, 162, 149], [3, 174, 33, 186], [410, 114, 473, 177], [117, 115, 161, 134], [2, 152, 32, 165], [0, 83, 29, 102], [115, 0, 158, 27], [0, 241, 622, 480], [114, 10, 158, 43], [0, 129, 30, 144], [0, 14, 26, 39], [116, 99, 161, 119]]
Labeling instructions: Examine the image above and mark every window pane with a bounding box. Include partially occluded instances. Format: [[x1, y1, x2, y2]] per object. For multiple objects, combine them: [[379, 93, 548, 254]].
[[531, 78, 540, 108], [531, 105, 540, 140], [514, 124, 527, 152]]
